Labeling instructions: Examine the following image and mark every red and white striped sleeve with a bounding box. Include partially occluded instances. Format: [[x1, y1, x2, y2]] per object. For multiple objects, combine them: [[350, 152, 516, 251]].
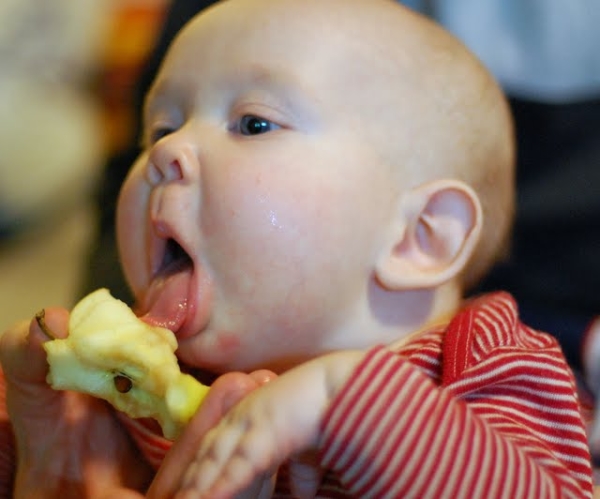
[[318, 293, 593, 498], [116, 413, 172, 471]]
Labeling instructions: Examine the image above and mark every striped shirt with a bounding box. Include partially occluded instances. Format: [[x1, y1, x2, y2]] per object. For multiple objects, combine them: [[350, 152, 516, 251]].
[[0, 292, 593, 497], [123, 292, 593, 497]]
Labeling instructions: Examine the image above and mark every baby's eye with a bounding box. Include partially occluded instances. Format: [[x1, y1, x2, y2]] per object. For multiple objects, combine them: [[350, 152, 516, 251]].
[[149, 126, 175, 144], [238, 115, 280, 135]]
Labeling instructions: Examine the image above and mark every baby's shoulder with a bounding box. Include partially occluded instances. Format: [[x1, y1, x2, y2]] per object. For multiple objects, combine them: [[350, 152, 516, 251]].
[[455, 291, 559, 352], [441, 291, 568, 386]]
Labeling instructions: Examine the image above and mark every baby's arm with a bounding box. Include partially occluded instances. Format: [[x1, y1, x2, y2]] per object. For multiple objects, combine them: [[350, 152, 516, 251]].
[[173, 350, 364, 498], [148, 370, 279, 499], [320, 346, 591, 497], [176, 345, 591, 498], [0, 310, 152, 498]]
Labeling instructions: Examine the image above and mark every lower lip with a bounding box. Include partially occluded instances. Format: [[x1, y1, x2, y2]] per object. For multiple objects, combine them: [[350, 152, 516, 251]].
[[177, 270, 214, 341], [138, 265, 210, 342], [139, 276, 189, 330]]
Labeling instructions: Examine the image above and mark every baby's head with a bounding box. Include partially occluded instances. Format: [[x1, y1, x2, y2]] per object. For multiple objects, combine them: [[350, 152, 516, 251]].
[[117, 0, 514, 373]]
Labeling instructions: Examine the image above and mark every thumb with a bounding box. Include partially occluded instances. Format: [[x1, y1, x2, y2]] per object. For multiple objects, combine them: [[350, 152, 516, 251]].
[[0, 307, 68, 394], [0, 308, 72, 458], [288, 450, 323, 499]]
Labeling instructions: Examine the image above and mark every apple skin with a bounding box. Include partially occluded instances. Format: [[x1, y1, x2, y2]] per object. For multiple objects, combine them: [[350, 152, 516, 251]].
[[43, 288, 209, 440]]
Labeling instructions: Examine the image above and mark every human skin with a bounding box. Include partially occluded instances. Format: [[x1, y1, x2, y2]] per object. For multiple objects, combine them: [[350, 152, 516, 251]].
[[0, 311, 153, 497]]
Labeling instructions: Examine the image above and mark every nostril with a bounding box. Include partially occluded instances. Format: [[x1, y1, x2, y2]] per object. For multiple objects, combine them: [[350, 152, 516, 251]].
[[167, 159, 183, 181], [146, 162, 164, 185], [146, 159, 184, 186]]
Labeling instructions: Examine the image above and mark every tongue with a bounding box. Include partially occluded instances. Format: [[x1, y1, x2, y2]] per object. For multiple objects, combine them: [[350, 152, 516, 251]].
[[139, 268, 192, 332]]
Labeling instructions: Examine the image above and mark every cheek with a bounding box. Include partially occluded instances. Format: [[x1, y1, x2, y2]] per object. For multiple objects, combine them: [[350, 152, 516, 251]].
[[204, 174, 325, 268], [204, 170, 371, 305], [116, 163, 151, 294]]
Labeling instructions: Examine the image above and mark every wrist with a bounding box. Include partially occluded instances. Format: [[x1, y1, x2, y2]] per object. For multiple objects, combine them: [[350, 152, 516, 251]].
[[323, 350, 365, 400]]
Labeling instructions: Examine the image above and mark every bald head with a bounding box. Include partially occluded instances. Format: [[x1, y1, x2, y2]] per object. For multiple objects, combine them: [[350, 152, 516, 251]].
[[157, 0, 515, 290]]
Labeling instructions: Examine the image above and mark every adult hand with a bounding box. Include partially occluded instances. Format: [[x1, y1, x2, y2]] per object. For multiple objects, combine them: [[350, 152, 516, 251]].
[[0, 309, 152, 498]]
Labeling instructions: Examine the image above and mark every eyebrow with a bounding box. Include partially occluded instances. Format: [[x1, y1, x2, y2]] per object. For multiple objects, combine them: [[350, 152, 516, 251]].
[[237, 64, 322, 127], [142, 80, 180, 123], [237, 65, 292, 89], [142, 63, 316, 131], [228, 63, 313, 109]]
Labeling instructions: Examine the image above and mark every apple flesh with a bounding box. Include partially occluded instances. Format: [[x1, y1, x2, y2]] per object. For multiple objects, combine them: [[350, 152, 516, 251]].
[[42, 288, 209, 440]]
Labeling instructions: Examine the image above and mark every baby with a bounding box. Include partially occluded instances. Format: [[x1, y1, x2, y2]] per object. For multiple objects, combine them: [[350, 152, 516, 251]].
[[0, 0, 593, 497]]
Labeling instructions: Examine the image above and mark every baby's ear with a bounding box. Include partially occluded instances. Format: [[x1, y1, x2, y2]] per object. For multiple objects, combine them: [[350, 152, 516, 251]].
[[375, 179, 482, 290]]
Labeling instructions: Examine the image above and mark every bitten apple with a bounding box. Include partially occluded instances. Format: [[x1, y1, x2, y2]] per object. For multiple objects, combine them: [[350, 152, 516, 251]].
[[41, 288, 209, 440]]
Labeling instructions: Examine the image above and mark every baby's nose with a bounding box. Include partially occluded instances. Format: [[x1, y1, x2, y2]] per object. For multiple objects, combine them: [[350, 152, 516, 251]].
[[146, 137, 197, 186], [147, 157, 183, 185]]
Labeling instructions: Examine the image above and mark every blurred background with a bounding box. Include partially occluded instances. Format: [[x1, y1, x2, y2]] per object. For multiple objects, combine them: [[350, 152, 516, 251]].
[[0, 0, 170, 327]]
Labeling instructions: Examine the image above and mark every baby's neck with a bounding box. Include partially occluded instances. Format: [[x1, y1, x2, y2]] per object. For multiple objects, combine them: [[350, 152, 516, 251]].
[[320, 279, 464, 355], [365, 279, 464, 346], [395, 284, 464, 346]]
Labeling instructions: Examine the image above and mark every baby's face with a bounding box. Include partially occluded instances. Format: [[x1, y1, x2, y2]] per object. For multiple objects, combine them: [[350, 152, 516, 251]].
[[117, 0, 401, 372]]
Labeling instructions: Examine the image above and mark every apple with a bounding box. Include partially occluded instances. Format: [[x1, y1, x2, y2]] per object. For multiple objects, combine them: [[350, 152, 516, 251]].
[[39, 288, 209, 440]]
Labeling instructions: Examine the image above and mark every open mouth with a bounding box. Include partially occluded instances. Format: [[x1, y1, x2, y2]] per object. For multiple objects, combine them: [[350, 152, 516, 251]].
[[147, 239, 217, 384], [138, 235, 196, 335], [157, 238, 193, 277]]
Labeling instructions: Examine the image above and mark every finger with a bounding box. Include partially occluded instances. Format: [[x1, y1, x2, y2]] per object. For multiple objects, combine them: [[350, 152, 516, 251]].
[[148, 372, 261, 499], [181, 401, 284, 498], [288, 451, 323, 499], [0, 309, 71, 423], [183, 371, 276, 493], [32, 306, 70, 340], [0, 320, 34, 382], [175, 473, 275, 499], [239, 472, 276, 499], [211, 471, 275, 499], [218, 372, 265, 413], [180, 414, 250, 495], [0, 308, 68, 385], [248, 369, 277, 387]]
